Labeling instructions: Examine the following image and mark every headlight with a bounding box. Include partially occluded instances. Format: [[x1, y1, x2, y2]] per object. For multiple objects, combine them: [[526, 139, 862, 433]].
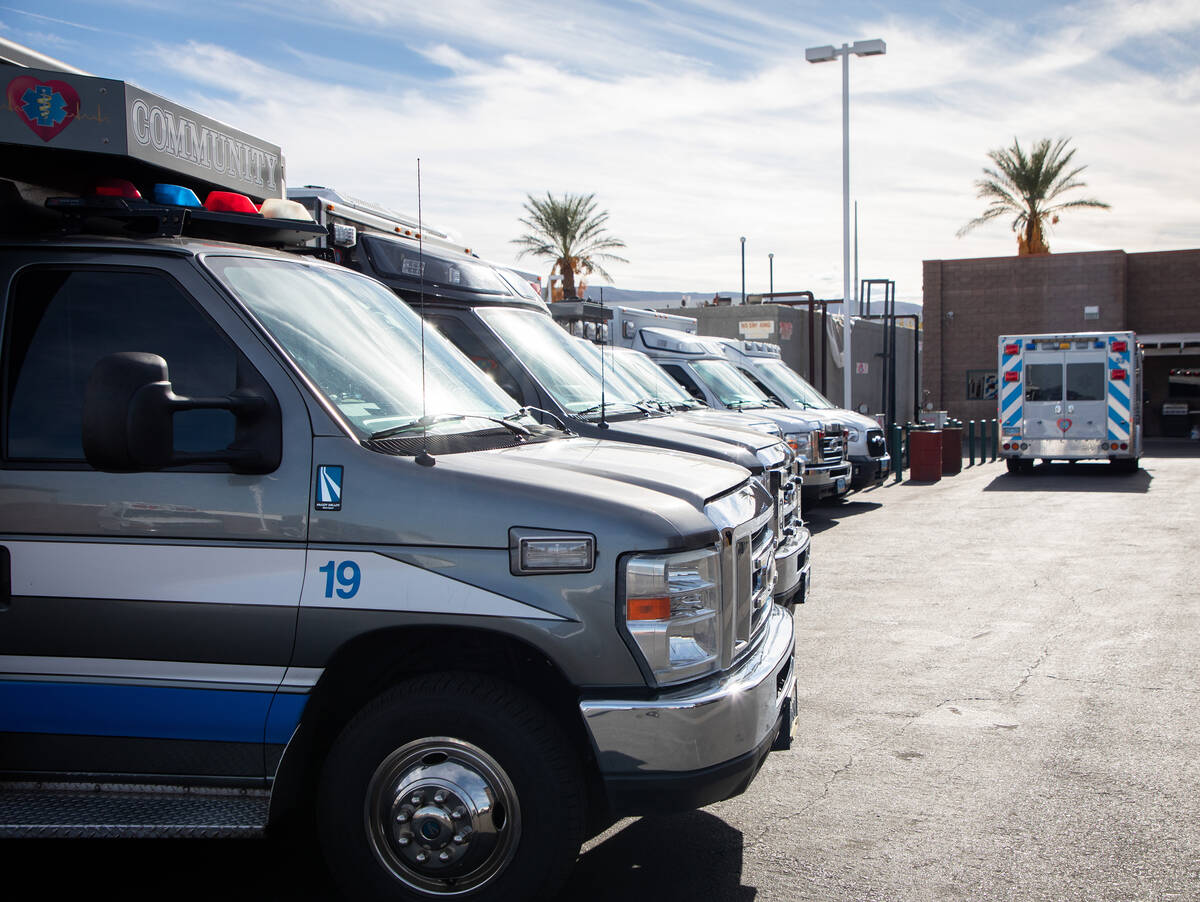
[[785, 431, 813, 461], [754, 442, 788, 470], [623, 547, 722, 685]]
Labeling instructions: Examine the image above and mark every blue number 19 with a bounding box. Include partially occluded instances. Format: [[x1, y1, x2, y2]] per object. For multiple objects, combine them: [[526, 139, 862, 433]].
[[319, 560, 361, 599]]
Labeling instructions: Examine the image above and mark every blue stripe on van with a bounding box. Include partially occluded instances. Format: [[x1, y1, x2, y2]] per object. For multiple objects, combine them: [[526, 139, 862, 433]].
[[0, 681, 305, 743]]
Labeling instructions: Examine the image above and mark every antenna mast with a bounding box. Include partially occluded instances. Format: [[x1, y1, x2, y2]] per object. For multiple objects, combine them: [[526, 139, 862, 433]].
[[415, 158, 435, 467]]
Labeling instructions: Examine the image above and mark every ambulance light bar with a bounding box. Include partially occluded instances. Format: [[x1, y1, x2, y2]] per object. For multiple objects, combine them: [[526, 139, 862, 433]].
[[43, 180, 323, 245]]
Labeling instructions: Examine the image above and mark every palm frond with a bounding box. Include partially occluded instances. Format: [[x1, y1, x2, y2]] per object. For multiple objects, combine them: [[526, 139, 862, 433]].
[[511, 191, 628, 283], [958, 136, 1109, 249]]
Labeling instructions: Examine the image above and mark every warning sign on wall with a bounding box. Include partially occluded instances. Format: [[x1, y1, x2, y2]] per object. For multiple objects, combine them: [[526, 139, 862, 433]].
[[739, 320, 775, 339]]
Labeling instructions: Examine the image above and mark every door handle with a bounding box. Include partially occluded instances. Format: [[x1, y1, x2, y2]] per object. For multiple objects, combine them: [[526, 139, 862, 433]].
[[1054, 404, 1062, 414], [0, 545, 10, 611], [1067, 405, 1075, 414]]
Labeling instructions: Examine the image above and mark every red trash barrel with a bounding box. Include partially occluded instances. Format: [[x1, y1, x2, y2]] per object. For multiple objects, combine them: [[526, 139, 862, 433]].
[[941, 425, 963, 476], [909, 428, 943, 482]]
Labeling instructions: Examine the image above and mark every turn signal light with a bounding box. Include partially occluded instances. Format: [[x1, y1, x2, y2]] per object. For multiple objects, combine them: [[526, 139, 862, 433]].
[[627, 597, 670, 621], [1111, 368, 1127, 380], [205, 191, 261, 214], [1110, 442, 1119, 450]]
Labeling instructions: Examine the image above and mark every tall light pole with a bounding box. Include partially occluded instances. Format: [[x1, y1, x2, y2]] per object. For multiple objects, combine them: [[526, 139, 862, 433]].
[[769, 252, 774, 296], [740, 236, 746, 303], [805, 38, 885, 408]]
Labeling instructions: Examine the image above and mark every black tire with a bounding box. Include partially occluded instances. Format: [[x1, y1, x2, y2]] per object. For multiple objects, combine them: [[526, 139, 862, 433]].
[[317, 673, 584, 902]]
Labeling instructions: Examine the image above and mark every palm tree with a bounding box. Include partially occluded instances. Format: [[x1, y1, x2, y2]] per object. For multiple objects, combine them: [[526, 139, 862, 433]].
[[957, 137, 1110, 255], [513, 193, 628, 299]]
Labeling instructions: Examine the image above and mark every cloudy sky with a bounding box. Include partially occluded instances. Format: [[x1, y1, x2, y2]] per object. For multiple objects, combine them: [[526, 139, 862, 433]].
[[5, 0, 1199, 302]]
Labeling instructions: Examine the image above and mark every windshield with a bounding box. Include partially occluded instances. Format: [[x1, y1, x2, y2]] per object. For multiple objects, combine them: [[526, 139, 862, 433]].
[[691, 359, 775, 408], [569, 341, 659, 408], [207, 256, 527, 437], [755, 359, 835, 409], [475, 307, 642, 417], [610, 349, 696, 406]]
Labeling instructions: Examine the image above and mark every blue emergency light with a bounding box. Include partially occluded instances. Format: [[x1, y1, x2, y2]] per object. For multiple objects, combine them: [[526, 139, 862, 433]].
[[153, 184, 203, 207]]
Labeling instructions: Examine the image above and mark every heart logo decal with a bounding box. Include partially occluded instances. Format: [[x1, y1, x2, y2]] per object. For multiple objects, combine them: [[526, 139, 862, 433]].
[[1057, 418, 1072, 433], [7, 76, 81, 142]]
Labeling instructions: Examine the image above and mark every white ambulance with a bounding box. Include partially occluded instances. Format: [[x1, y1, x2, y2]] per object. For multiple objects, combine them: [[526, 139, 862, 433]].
[[998, 331, 1142, 473]]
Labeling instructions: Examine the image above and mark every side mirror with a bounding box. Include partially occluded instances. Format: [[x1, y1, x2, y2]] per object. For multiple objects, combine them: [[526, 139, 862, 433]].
[[82, 351, 281, 474]]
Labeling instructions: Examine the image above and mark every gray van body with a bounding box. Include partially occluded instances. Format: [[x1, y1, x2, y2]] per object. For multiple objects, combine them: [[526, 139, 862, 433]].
[[0, 62, 797, 899], [0, 233, 794, 847]]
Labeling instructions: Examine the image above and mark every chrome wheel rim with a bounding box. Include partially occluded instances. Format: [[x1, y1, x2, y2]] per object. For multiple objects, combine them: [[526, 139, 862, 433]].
[[365, 736, 521, 896]]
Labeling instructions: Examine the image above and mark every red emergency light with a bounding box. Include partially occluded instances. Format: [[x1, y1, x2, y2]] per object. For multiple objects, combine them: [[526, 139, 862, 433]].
[[94, 178, 142, 199], [1111, 341, 1128, 352], [1004, 343, 1019, 355], [205, 191, 261, 215], [1004, 371, 1020, 383], [1111, 368, 1127, 381]]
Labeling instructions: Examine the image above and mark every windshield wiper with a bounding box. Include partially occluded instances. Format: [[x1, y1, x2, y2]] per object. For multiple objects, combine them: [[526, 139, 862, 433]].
[[575, 400, 629, 418], [370, 413, 530, 441], [726, 399, 766, 410]]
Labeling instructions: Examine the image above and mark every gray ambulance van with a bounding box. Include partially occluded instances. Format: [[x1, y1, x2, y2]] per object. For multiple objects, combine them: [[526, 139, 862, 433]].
[[0, 57, 797, 902]]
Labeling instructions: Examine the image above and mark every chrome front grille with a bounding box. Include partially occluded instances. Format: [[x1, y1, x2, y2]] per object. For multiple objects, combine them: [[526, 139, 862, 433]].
[[819, 433, 845, 463], [749, 523, 776, 640], [726, 495, 777, 663]]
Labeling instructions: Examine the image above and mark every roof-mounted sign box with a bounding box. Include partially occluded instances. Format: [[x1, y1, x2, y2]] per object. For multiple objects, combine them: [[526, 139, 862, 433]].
[[2, 66, 284, 200]]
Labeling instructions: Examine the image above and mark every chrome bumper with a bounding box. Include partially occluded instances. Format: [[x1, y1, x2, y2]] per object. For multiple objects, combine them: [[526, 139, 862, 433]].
[[773, 524, 810, 603], [581, 603, 796, 774]]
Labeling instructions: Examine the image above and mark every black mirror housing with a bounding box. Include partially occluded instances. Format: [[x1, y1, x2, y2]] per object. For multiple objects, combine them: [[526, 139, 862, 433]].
[[83, 352, 281, 474]]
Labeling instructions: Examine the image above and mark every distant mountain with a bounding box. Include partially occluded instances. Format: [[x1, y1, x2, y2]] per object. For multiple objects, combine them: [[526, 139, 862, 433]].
[[578, 286, 923, 318]]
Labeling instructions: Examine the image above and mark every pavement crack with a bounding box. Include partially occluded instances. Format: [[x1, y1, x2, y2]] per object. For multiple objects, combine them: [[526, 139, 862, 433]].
[[1044, 673, 1197, 693]]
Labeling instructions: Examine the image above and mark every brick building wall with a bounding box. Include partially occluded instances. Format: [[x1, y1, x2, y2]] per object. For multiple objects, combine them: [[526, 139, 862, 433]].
[[922, 248, 1200, 432], [1126, 249, 1200, 333]]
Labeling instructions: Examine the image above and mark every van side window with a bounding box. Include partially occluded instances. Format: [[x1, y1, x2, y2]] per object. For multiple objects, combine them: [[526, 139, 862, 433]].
[[425, 314, 526, 402], [5, 268, 239, 462], [661, 364, 705, 401]]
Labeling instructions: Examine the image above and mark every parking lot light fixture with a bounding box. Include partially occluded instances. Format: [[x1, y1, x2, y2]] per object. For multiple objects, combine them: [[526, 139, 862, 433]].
[[806, 37, 886, 408]]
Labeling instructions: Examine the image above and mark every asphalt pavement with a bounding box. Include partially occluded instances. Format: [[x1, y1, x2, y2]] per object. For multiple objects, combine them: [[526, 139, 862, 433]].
[[5, 442, 1198, 901], [568, 440, 1200, 901]]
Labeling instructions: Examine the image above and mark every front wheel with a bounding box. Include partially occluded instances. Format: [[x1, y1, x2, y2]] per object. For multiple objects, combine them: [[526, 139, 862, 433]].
[[317, 673, 584, 902]]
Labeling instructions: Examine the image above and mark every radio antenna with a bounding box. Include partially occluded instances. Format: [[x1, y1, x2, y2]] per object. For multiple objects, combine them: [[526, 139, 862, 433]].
[[415, 158, 435, 467], [598, 286, 608, 429]]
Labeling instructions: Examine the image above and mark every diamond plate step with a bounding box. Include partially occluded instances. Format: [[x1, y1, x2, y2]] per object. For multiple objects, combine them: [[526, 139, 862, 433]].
[[0, 782, 270, 838]]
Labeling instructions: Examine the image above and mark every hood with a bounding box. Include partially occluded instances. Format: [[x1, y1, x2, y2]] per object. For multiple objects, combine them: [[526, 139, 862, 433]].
[[498, 436, 750, 508], [577, 417, 762, 472], [314, 435, 749, 552], [656, 410, 784, 454]]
